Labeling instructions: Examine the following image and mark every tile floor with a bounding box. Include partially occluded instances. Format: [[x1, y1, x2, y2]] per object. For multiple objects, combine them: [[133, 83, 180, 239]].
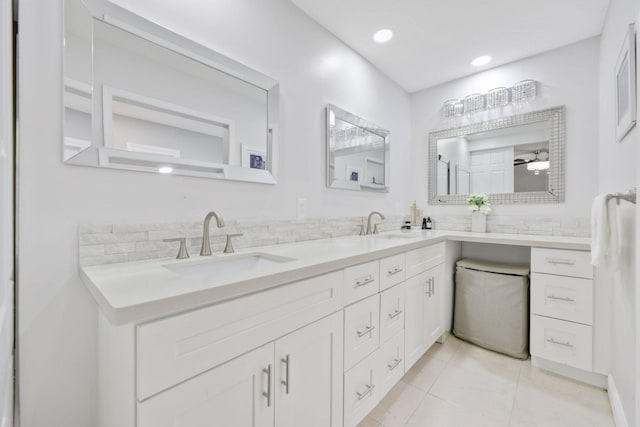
[[358, 336, 614, 427]]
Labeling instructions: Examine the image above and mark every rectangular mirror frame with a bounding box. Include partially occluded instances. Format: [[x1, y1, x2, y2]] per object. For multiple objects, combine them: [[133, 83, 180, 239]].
[[325, 104, 390, 192], [63, 0, 279, 184], [428, 106, 565, 205]]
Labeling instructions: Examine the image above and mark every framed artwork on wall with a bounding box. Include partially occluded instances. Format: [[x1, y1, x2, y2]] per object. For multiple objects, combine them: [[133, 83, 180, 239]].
[[241, 145, 267, 170], [615, 23, 637, 142]]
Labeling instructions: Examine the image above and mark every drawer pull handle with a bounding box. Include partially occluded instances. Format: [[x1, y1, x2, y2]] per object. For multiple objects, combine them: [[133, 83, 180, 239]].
[[546, 338, 574, 348], [355, 275, 374, 287], [545, 257, 576, 266], [387, 266, 403, 276], [387, 358, 402, 371], [425, 278, 434, 296], [547, 295, 575, 303], [281, 355, 290, 394], [263, 365, 272, 407], [388, 309, 403, 319], [356, 383, 376, 400], [356, 324, 376, 338]]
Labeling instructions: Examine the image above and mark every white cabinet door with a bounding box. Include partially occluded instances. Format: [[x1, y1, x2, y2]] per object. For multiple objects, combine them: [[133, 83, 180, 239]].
[[424, 265, 444, 349], [404, 271, 428, 370], [138, 344, 275, 427], [275, 312, 343, 427]]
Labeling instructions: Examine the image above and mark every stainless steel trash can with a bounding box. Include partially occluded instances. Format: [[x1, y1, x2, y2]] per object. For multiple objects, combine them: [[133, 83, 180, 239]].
[[453, 258, 530, 359]]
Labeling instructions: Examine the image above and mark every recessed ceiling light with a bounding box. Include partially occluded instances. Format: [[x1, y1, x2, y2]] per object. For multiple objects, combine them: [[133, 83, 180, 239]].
[[471, 55, 492, 67], [158, 166, 173, 174], [373, 29, 393, 43]]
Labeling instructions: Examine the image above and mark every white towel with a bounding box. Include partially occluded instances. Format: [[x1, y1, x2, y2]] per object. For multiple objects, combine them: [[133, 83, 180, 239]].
[[591, 194, 620, 270]]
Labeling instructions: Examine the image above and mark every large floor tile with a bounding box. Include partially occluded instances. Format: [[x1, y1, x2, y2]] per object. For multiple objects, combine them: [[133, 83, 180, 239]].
[[425, 334, 462, 363], [449, 340, 524, 382], [405, 394, 509, 427], [357, 416, 383, 427], [509, 363, 614, 427], [403, 354, 447, 392], [368, 381, 426, 427], [429, 362, 517, 425]]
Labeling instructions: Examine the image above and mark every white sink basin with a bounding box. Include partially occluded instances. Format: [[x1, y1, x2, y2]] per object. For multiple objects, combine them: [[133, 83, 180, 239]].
[[164, 253, 296, 280]]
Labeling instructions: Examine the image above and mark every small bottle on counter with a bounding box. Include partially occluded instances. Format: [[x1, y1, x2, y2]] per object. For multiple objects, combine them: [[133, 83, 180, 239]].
[[426, 217, 433, 230], [421, 218, 427, 229], [402, 220, 412, 230]]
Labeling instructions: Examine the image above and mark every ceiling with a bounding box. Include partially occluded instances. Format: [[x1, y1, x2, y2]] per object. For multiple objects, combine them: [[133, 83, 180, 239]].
[[290, 0, 610, 93]]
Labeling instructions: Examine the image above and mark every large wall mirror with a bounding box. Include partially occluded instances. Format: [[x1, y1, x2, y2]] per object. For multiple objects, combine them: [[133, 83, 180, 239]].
[[326, 105, 389, 192], [429, 106, 565, 204], [63, 0, 279, 184]]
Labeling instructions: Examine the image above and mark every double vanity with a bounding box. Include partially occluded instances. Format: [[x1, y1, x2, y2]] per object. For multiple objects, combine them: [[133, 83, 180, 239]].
[[81, 227, 597, 427]]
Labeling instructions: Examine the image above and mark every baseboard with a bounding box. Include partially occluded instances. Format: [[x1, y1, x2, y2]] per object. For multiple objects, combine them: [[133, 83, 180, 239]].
[[607, 374, 629, 427], [531, 356, 607, 388]]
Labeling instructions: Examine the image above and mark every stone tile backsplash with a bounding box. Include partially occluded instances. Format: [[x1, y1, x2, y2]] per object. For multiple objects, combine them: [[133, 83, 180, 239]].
[[79, 214, 590, 267]]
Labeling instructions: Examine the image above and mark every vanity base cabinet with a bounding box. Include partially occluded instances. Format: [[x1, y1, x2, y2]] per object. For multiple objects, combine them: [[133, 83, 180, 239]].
[[274, 311, 343, 427], [139, 311, 343, 427], [404, 264, 443, 370], [138, 343, 275, 427]]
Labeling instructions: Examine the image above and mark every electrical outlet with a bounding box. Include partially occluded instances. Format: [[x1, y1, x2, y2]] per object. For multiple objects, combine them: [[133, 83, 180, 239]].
[[296, 198, 307, 219]]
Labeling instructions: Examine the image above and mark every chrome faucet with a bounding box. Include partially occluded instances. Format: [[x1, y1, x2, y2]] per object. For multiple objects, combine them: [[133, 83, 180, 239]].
[[366, 211, 385, 235], [200, 211, 225, 256]]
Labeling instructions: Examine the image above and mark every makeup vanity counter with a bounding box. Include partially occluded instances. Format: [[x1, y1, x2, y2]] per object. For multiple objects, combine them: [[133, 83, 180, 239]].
[[82, 229, 595, 427], [81, 229, 589, 326]]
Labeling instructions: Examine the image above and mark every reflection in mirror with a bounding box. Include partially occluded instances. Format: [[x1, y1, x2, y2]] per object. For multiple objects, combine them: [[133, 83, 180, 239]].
[[429, 106, 565, 205], [326, 105, 389, 192], [63, 0, 278, 184]]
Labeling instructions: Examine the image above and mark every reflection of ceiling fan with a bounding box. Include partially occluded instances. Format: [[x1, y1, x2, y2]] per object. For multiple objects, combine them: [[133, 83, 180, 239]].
[[514, 150, 549, 166]]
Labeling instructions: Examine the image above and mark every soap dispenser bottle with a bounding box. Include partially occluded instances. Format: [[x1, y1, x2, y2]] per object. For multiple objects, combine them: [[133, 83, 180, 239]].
[[426, 217, 433, 230], [421, 218, 427, 229]]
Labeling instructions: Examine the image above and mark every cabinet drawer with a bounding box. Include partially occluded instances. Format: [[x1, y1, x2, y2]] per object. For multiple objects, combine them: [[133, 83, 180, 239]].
[[405, 243, 445, 279], [531, 248, 592, 279], [376, 331, 405, 398], [531, 273, 593, 325], [344, 260, 380, 305], [379, 253, 406, 291], [344, 294, 380, 371], [137, 271, 343, 400], [530, 315, 592, 371], [344, 351, 380, 427], [379, 282, 405, 344]]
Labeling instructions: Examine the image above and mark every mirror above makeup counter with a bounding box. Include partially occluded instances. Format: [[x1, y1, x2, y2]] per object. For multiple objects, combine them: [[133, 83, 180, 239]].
[[63, 0, 279, 184], [429, 106, 565, 205]]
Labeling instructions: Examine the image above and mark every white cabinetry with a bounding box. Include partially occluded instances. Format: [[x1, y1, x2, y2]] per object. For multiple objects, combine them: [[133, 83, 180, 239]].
[[404, 243, 445, 371], [138, 343, 275, 427], [530, 248, 595, 373]]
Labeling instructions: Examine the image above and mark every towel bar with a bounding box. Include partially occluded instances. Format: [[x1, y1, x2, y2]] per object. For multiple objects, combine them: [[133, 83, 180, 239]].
[[606, 187, 637, 205]]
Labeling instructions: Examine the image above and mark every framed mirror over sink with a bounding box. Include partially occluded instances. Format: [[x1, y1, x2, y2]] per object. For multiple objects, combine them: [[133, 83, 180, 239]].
[[428, 106, 565, 205], [63, 0, 279, 184], [326, 104, 389, 192]]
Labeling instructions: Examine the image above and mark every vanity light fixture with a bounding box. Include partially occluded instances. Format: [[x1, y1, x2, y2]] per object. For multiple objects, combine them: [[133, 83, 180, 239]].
[[471, 55, 492, 67], [158, 166, 173, 174], [373, 29, 393, 43]]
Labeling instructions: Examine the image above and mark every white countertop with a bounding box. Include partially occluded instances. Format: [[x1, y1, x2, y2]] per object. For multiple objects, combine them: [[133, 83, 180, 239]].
[[80, 229, 591, 326]]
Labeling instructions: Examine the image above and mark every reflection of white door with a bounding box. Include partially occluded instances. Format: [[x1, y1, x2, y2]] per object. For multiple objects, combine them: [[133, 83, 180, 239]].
[[436, 161, 448, 195], [470, 147, 514, 194]]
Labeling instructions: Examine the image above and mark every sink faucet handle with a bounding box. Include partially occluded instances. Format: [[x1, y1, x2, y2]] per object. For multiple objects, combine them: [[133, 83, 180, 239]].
[[359, 224, 366, 236], [224, 233, 243, 254], [163, 237, 190, 259], [373, 224, 380, 234]]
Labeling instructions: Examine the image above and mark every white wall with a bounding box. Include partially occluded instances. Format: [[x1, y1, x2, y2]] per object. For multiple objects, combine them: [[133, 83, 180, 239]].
[[598, 0, 640, 425], [0, 0, 13, 426], [410, 37, 600, 218], [17, 0, 411, 425]]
